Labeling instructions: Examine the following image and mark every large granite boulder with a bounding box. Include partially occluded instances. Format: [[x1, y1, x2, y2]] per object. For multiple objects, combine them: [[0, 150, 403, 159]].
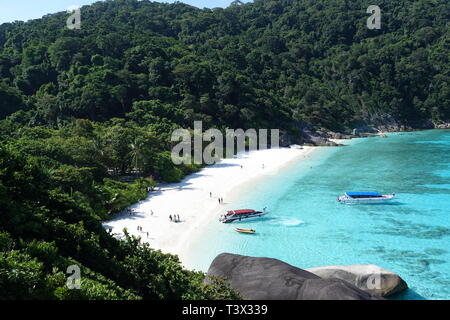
[[306, 264, 408, 297], [205, 253, 382, 300]]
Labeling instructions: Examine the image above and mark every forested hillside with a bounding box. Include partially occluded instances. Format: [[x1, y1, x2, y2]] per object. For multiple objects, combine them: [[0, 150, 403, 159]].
[[1, 0, 449, 130], [0, 0, 448, 299]]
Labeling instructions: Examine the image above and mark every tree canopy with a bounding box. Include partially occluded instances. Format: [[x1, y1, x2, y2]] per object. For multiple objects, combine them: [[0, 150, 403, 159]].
[[0, 0, 448, 299]]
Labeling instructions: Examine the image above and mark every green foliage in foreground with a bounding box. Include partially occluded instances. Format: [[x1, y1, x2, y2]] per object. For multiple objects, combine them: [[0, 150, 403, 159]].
[[0, 145, 239, 300]]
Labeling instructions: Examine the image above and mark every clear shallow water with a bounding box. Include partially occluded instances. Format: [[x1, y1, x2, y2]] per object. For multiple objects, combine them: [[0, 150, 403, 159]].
[[186, 130, 450, 300]]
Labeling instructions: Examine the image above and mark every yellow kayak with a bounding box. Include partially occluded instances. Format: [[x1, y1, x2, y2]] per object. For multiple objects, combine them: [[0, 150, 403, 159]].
[[235, 228, 256, 234]]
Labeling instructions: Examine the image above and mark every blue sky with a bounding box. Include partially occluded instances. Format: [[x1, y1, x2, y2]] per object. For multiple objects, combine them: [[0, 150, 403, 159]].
[[0, 0, 250, 24]]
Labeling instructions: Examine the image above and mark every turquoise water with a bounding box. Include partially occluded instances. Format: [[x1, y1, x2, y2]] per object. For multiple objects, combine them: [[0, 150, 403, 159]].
[[186, 130, 450, 300]]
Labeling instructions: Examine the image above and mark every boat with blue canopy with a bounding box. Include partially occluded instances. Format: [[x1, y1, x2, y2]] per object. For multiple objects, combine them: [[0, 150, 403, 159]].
[[337, 192, 396, 204]]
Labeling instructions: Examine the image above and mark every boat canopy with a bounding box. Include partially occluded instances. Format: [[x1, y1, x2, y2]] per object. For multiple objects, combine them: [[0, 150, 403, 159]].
[[346, 192, 382, 197], [227, 209, 256, 215]]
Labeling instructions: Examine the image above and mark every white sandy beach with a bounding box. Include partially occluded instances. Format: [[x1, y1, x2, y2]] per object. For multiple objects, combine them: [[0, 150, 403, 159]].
[[104, 146, 318, 265]]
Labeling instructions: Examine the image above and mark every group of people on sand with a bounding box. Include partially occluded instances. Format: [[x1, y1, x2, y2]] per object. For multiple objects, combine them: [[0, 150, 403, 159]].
[[210, 192, 224, 204], [169, 214, 181, 223], [137, 225, 149, 238], [127, 208, 154, 217]]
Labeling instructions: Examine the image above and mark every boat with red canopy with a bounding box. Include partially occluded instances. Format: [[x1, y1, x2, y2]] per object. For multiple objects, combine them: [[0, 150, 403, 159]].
[[219, 208, 268, 223]]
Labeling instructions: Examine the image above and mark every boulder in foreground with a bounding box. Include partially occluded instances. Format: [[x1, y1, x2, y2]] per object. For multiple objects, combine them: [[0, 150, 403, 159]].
[[205, 253, 382, 300], [306, 264, 408, 297]]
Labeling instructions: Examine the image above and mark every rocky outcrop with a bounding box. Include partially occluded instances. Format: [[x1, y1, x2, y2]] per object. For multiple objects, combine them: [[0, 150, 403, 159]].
[[306, 264, 408, 297], [293, 117, 449, 147], [366, 114, 409, 132], [279, 132, 301, 147], [326, 131, 355, 140], [298, 122, 338, 146], [435, 122, 450, 129], [205, 253, 383, 300]]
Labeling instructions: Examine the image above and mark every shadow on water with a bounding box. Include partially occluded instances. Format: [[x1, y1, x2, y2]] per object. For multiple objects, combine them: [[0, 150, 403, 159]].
[[234, 231, 259, 236], [342, 201, 405, 207], [228, 217, 271, 225], [389, 289, 427, 300]]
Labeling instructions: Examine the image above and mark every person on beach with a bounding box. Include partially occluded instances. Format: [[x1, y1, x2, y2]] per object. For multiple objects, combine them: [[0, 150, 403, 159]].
[[169, 215, 173, 222], [210, 192, 212, 198], [151, 210, 154, 216], [147, 232, 149, 238], [177, 214, 180, 222]]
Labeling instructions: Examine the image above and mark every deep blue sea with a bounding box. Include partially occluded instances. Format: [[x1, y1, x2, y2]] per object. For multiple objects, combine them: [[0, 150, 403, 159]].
[[185, 130, 450, 300]]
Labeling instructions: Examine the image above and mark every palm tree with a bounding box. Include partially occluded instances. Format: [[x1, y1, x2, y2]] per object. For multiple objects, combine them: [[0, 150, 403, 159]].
[[92, 137, 104, 162], [129, 137, 144, 176]]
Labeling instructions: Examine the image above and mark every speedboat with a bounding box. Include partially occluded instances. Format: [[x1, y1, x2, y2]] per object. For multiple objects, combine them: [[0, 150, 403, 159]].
[[219, 208, 268, 223], [235, 228, 256, 234], [337, 192, 396, 204]]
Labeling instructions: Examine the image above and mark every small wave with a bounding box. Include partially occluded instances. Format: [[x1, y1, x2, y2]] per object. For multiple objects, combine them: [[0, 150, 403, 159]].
[[421, 184, 450, 190], [415, 140, 450, 145], [269, 217, 305, 227]]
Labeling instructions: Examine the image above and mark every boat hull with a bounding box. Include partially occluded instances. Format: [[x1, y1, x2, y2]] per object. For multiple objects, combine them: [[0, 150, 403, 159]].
[[220, 211, 267, 223], [235, 228, 256, 234], [338, 195, 395, 204]]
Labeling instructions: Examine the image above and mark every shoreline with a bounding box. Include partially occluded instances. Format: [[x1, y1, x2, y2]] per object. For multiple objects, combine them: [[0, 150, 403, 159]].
[[177, 146, 320, 266], [103, 146, 318, 266]]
